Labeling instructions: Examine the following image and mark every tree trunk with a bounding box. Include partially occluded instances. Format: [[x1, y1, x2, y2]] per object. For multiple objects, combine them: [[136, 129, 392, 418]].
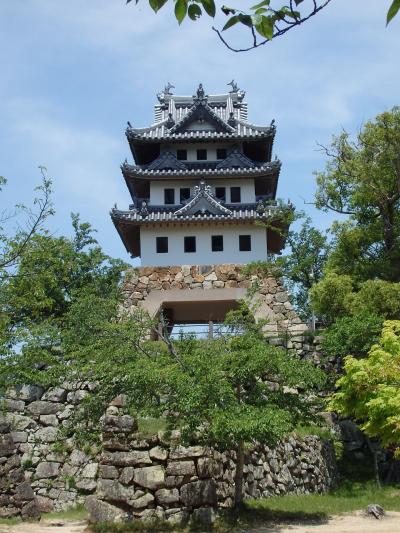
[[366, 437, 381, 488], [234, 440, 245, 510]]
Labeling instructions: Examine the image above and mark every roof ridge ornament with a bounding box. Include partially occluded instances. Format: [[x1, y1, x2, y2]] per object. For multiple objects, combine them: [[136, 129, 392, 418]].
[[227, 79, 239, 92], [166, 112, 175, 129], [228, 111, 236, 127], [193, 83, 208, 104], [157, 82, 175, 104]]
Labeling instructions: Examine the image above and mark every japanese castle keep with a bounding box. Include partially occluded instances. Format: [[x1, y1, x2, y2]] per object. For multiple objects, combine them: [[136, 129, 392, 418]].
[[111, 83, 305, 334]]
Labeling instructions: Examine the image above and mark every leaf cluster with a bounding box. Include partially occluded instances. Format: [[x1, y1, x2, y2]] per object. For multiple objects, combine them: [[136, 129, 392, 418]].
[[329, 321, 400, 455]]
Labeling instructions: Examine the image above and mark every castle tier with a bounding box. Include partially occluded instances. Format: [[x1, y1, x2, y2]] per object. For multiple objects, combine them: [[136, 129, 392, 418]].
[[111, 83, 290, 266]]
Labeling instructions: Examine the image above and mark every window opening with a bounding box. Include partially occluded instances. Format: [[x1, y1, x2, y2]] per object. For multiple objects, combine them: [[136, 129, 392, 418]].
[[184, 236, 196, 253], [212, 235, 224, 252], [177, 149, 187, 160], [230, 186, 241, 203], [216, 148, 227, 160], [239, 235, 251, 252], [164, 188, 175, 204], [156, 237, 168, 253], [197, 149, 207, 160]]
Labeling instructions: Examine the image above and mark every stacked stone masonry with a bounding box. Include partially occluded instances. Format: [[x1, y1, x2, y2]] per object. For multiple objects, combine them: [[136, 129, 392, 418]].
[[122, 264, 325, 363], [1, 385, 338, 520], [0, 412, 40, 519], [2, 383, 99, 513], [87, 407, 338, 524]]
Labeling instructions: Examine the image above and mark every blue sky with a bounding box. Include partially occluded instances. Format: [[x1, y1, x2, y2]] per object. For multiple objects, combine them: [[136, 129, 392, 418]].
[[0, 1, 399, 265]]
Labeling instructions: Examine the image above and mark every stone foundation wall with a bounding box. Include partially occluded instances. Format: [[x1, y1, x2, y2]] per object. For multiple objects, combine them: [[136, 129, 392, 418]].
[[86, 407, 338, 524], [0, 413, 40, 519], [122, 264, 324, 362], [2, 383, 99, 512]]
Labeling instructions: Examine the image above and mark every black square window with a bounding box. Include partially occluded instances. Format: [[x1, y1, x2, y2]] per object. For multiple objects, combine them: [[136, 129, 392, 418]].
[[212, 235, 223, 252], [177, 149, 187, 160], [184, 236, 196, 253], [216, 148, 227, 160], [239, 235, 251, 252], [197, 149, 207, 160], [215, 187, 226, 202], [164, 188, 175, 204], [180, 188, 191, 203], [230, 186, 241, 203], [156, 237, 168, 253]]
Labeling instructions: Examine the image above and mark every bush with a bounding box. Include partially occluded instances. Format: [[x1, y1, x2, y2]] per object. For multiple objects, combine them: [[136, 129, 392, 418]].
[[322, 312, 383, 360]]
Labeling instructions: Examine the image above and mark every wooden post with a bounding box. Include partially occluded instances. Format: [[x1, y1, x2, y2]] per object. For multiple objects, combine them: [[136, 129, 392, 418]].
[[208, 320, 214, 339]]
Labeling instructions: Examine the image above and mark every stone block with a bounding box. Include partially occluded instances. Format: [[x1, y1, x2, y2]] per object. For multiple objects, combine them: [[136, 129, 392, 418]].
[[6, 414, 36, 431], [21, 499, 41, 520], [102, 450, 151, 467], [69, 449, 90, 466], [191, 506, 217, 526], [39, 415, 59, 426], [96, 479, 134, 502], [81, 462, 98, 479], [35, 426, 58, 443], [129, 492, 154, 509], [155, 488, 180, 506], [169, 445, 205, 460], [41, 388, 67, 402], [197, 457, 222, 479], [166, 460, 196, 476], [35, 462, 60, 478], [98, 465, 118, 479], [3, 399, 25, 412], [134, 465, 165, 490], [10, 431, 27, 443], [0, 434, 15, 457], [119, 466, 134, 485], [86, 495, 129, 523], [67, 390, 88, 404], [150, 446, 168, 461], [10, 385, 44, 402], [180, 479, 217, 507], [75, 479, 97, 492], [27, 401, 59, 417]]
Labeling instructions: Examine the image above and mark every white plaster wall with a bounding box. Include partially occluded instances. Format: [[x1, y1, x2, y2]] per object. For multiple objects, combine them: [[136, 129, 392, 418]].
[[150, 178, 255, 205], [140, 224, 267, 266], [163, 142, 240, 162]]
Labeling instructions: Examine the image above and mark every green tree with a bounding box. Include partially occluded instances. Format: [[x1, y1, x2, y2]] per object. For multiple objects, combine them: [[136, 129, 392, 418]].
[[277, 216, 329, 320], [1, 284, 325, 509], [315, 107, 400, 282], [0, 215, 127, 383], [329, 321, 400, 482]]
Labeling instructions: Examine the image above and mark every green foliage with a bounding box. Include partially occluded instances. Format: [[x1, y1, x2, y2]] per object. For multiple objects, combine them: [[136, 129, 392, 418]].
[[310, 273, 353, 323], [387, 0, 400, 24], [322, 312, 383, 360], [277, 217, 329, 320], [329, 321, 400, 455], [127, 1, 332, 52], [0, 215, 127, 395], [315, 107, 400, 282]]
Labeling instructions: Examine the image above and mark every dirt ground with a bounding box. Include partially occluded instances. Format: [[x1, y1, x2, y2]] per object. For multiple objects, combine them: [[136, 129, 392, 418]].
[[0, 512, 399, 533]]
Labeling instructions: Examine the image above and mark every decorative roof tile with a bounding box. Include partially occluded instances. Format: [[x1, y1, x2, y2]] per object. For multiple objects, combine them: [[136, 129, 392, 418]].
[[146, 151, 186, 171], [216, 149, 255, 169], [174, 181, 232, 216]]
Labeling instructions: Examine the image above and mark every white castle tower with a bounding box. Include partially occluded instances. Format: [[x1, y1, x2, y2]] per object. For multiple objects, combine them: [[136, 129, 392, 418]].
[[111, 82, 287, 266]]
